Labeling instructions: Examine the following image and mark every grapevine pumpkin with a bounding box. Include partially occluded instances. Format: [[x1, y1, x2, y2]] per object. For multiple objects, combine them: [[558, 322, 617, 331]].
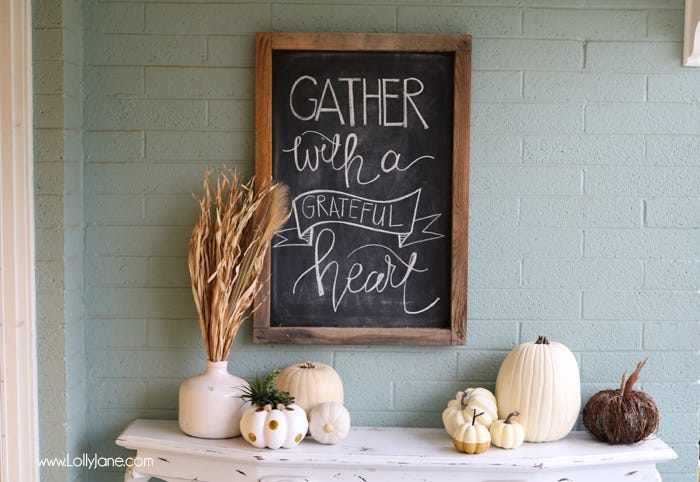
[[452, 410, 491, 454], [583, 358, 659, 444], [240, 369, 309, 449], [276, 361, 344, 416], [495, 336, 580, 442], [442, 387, 498, 436], [489, 411, 525, 450], [309, 401, 351, 445]]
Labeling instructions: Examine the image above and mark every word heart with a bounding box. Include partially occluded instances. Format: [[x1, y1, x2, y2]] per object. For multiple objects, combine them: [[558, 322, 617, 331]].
[[293, 228, 440, 315]]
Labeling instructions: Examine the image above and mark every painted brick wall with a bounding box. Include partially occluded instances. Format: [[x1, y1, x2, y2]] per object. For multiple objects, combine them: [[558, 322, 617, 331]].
[[38, 0, 698, 481], [33, 0, 86, 480]]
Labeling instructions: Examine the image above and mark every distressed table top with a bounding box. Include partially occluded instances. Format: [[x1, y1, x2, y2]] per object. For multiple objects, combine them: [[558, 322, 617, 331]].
[[116, 419, 677, 473]]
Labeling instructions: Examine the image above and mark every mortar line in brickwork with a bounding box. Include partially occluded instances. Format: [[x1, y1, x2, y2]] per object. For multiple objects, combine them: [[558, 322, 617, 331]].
[[519, 8, 524, 36], [579, 291, 584, 320], [644, 75, 649, 102], [267, 3, 271, 31], [518, 136, 524, 162], [518, 258, 523, 288], [644, 10, 650, 38]]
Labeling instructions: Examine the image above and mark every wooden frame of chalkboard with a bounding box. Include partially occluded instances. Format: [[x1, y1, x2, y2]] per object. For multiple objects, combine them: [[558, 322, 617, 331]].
[[253, 32, 470, 345]]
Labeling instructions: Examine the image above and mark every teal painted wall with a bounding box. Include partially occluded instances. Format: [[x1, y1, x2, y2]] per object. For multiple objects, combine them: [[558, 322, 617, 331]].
[[34, 0, 700, 480], [33, 0, 86, 479]]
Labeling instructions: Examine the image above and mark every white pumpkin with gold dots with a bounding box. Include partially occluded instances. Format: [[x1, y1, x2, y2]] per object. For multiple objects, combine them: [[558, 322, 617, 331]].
[[239, 369, 308, 449], [240, 402, 308, 449]]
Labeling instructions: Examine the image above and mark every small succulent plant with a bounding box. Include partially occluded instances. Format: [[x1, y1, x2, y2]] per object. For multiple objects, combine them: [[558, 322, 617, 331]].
[[241, 369, 294, 409]]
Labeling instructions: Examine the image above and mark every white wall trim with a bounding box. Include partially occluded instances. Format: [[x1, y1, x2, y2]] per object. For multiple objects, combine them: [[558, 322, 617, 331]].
[[0, 0, 40, 479]]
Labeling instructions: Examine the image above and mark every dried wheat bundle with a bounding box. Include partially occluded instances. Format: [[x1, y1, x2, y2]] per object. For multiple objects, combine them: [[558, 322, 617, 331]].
[[188, 166, 289, 362]]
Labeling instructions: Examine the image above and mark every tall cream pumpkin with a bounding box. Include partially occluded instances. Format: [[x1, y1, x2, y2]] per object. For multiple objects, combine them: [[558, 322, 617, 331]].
[[495, 336, 580, 442], [276, 361, 344, 415]]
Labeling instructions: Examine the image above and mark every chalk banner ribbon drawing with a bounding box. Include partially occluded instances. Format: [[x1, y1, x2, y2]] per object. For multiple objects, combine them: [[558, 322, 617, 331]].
[[274, 189, 443, 249]]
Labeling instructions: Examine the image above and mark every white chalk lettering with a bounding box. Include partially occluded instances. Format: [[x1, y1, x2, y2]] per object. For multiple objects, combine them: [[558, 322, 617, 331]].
[[282, 130, 434, 187], [288, 75, 429, 129], [292, 230, 438, 314], [289, 75, 317, 121]]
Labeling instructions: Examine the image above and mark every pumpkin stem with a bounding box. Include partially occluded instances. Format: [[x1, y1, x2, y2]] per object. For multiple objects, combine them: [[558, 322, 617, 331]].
[[460, 390, 472, 408], [622, 358, 648, 396], [300, 361, 316, 369], [471, 409, 485, 426], [619, 371, 628, 393], [505, 411, 520, 424], [535, 335, 550, 345]]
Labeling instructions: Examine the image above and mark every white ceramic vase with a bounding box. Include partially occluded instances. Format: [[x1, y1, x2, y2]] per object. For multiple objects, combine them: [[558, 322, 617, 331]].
[[178, 360, 249, 438]]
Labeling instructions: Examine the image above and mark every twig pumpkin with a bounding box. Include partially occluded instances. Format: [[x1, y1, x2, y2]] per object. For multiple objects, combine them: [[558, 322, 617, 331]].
[[582, 358, 659, 444]]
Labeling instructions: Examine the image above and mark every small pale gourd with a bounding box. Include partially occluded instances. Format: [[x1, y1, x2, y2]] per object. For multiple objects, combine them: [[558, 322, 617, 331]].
[[452, 410, 491, 454], [309, 401, 351, 445], [276, 361, 344, 416], [495, 335, 580, 442], [489, 411, 525, 450], [240, 403, 309, 449], [442, 387, 498, 436]]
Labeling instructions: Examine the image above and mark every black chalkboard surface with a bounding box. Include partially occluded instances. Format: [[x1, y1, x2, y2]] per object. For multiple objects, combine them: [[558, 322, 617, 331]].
[[254, 33, 471, 345]]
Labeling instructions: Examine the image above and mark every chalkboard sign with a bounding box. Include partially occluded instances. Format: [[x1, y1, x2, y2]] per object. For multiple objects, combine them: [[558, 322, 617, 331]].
[[254, 32, 471, 345]]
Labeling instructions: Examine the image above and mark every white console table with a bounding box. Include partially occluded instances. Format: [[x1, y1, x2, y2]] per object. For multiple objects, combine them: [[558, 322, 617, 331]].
[[116, 419, 676, 482]]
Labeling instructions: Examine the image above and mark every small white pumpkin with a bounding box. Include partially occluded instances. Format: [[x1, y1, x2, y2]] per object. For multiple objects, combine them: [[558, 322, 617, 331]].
[[495, 335, 580, 442], [309, 401, 351, 445], [489, 411, 525, 450], [276, 361, 344, 416], [240, 403, 309, 449], [442, 387, 498, 436], [452, 410, 491, 454]]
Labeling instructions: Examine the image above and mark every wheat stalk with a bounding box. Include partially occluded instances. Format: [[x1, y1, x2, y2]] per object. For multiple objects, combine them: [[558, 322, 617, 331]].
[[188, 166, 290, 362]]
